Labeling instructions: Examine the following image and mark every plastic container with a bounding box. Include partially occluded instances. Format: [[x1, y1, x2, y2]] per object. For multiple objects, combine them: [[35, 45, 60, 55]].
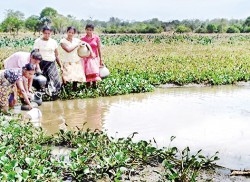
[[24, 108, 42, 120], [33, 74, 47, 90], [32, 92, 43, 106], [99, 65, 110, 78]]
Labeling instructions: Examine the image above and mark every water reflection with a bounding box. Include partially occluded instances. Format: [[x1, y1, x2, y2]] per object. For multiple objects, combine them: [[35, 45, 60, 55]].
[[39, 84, 250, 169], [40, 99, 106, 134]]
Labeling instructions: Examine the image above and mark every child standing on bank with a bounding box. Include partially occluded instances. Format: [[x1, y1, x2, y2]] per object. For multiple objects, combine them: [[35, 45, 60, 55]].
[[81, 24, 103, 88]]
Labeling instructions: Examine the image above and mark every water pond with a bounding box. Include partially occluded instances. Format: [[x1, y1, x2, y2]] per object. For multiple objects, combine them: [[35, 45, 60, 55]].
[[29, 84, 250, 170]]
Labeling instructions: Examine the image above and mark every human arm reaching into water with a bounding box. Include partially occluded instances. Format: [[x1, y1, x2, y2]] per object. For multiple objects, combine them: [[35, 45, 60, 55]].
[[16, 80, 33, 110], [23, 78, 31, 96], [28, 64, 42, 92], [28, 64, 41, 92]]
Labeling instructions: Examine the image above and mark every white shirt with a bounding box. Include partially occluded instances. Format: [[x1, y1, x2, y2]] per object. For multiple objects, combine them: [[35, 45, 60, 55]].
[[4, 52, 38, 71], [34, 38, 58, 62], [60, 38, 81, 63], [4, 52, 30, 69]]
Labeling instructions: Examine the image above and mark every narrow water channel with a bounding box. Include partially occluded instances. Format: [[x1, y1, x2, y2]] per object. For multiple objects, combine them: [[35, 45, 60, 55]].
[[37, 84, 250, 170]]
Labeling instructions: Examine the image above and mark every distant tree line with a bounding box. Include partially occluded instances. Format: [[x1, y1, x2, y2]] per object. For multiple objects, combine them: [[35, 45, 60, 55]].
[[1, 7, 250, 35]]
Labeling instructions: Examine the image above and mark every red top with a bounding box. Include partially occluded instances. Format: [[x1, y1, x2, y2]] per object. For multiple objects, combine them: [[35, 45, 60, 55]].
[[81, 34, 100, 58]]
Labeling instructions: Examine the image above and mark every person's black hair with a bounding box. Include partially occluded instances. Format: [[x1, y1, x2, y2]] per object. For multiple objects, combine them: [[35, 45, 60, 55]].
[[22, 63, 35, 71], [67, 26, 76, 33], [30, 50, 42, 61], [85, 24, 94, 30], [42, 26, 52, 32], [30, 49, 39, 55]]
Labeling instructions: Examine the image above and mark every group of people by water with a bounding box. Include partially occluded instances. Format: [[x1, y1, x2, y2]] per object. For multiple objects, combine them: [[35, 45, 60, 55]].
[[0, 24, 103, 112]]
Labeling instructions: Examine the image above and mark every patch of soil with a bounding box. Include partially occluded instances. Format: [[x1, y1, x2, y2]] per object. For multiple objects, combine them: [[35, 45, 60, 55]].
[[99, 166, 250, 182], [197, 167, 250, 182]]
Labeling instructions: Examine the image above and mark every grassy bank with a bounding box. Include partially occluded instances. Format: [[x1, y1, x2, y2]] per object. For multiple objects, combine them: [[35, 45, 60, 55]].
[[0, 113, 218, 181], [1, 34, 250, 99], [60, 34, 250, 99]]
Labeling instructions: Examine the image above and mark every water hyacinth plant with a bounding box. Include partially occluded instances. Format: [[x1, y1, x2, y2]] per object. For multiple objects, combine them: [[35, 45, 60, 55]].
[[0, 113, 219, 181]]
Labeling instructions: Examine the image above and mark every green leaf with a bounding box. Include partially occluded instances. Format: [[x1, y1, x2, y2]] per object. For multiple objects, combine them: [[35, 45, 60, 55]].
[[84, 167, 90, 174]]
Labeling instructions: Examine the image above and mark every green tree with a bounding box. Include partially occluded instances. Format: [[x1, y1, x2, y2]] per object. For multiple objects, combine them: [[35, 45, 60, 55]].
[[1, 9, 24, 35], [66, 15, 84, 34], [108, 17, 121, 26], [226, 26, 240, 33], [39, 7, 58, 27], [244, 16, 250, 27], [206, 24, 217, 33], [145, 24, 162, 33], [243, 26, 250, 33], [25, 15, 41, 34], [217, 24, 225, 33], [147, 18, 163, 27], [234, 24, 243, 32], [181, 19, 202, 32], [175, 25, 191, 33], [164, 20, 180, 31], [51, 14, 69, 33], [40, 17, 51, 27], [5, 9, 24, 19], [40, 7, 58, 19], [195, 27, 207, 33]]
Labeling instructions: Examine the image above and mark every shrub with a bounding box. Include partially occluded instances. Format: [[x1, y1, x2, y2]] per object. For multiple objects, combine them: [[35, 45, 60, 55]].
[[175, 25, 192, 33], [206, 24, 217, 33], [226, 26, 240, 33], [195, 27, 207, 33], [243, 26, 250, 33]]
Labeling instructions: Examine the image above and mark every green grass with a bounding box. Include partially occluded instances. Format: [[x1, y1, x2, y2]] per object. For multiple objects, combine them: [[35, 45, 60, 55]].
[[1, 34, 250, 100]]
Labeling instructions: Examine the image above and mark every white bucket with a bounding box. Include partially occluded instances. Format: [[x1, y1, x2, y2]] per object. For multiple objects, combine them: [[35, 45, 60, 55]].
[[24, 108, 42, 120], [99, 65, 110, 78]]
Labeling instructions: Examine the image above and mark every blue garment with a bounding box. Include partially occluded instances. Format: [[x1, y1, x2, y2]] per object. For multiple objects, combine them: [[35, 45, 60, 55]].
[[4, 69, 22, 84]]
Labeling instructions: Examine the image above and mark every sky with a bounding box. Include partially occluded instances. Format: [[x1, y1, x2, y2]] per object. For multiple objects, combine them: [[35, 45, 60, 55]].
[[0, 0, 249, 22]]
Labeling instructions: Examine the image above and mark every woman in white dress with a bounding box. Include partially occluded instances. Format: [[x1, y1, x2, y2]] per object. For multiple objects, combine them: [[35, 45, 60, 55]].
[[60, 26, 86, 91], [34, 26, 63, 98]]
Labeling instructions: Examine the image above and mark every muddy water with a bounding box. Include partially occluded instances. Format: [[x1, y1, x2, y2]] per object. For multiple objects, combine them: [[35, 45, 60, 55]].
[[38, 84, 250, 170]]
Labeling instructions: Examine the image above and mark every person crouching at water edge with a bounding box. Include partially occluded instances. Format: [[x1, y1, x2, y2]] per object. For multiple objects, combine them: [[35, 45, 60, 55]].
[[33, 26, 63, 99], [4, 49, 42, 99], [0, 64, 35, 113], [81, 24, 103, 89], [60, 26, 86, 91]]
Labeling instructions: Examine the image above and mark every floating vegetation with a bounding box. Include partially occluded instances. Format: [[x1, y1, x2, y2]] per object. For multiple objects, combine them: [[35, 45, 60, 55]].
[[0, 113, 219, 181]]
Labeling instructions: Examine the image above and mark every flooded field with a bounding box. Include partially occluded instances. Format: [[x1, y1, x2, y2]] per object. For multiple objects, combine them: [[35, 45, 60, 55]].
[[36, 84, 250, 170]]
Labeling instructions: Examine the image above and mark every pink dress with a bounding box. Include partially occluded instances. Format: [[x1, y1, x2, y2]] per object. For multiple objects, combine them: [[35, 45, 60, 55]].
[[81, 34, 101, 82]]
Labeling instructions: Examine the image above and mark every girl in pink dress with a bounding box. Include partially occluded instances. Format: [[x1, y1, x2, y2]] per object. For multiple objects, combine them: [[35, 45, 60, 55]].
[[81, 24, 103, 88]]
